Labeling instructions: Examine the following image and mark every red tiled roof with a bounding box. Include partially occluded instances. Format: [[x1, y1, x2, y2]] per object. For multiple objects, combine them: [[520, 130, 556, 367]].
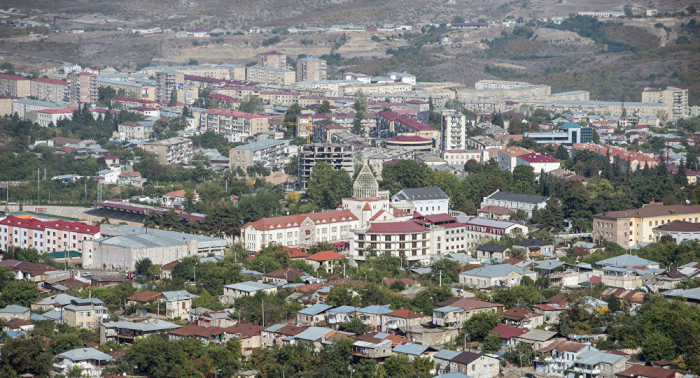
[[519, 152, 559, 163], [383, 309, 428, 319], [489, 324, 528, 339], [36, 108, 78, 114], [366, 221, 427, 234], [242, 210, 356, 231], [0, 73, 29, 81], [478, 205, 513, 215], [306, 250, 344, 262], [224, 323, 264, 338], [502, 307, 541, 320], [387, 135, 430, 143], [126, 290, 163, 303]]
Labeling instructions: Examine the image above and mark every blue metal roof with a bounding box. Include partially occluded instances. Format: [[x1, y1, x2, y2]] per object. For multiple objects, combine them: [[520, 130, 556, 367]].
[[434, 349, 462, 361], [299, 303, 332, 315], [393, 342, 430, 356], [357, 305, 392, 315]]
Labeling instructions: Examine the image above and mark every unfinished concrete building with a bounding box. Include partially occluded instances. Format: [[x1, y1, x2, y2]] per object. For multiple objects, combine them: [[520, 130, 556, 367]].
[[297, 143, 355, 190]]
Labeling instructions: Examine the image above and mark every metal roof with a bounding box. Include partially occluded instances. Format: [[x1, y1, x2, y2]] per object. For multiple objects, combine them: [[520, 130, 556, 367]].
[[665, 287, 700, 301], [575, 350, 626, 366], [459, 264, 535, 278], [595, 255, 658, 268], [57, 348, 113, 362], [162, 290, 198, 301], [484, 190, 549, 204], [356, 305, 392, 315], [298, 303, 332, 315], [328, 306, 359, 315], [393, 342, 430, 355], [101, 319, 180, 332], [392, 187, 449, 201], [263, 324, 286, 332], [0, 305, 30, 313], [291, 326, 333, 341], [434, 349, 462, 361], [224, 281, 276, 292]]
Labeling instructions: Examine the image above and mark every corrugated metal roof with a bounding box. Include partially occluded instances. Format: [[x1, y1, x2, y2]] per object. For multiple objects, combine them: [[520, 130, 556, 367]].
[[393, 342, 430, 355]]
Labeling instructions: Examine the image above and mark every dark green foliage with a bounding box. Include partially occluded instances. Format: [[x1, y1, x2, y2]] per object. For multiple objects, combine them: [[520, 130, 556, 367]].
[[0, 337, 53, 377], [307, 162, 352, 209], [463, 311, 502, 341]]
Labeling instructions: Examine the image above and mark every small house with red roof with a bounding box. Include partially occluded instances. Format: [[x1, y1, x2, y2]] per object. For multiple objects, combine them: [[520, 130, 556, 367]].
[[489, 324, 529, 349], [305, 250, 345, 273], [516, 152, 561, 173], [379, 309, 431, 333], [502, 306, 544, 329]]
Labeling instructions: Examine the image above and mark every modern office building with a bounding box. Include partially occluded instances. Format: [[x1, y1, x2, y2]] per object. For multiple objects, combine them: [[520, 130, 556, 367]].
[[524, 122, 593, 146]]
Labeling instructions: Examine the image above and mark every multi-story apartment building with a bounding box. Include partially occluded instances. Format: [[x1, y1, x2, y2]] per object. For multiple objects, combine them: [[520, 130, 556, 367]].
[[97, 78, 157, 101], [30, 78, 67, 102], [466, 136, 502, 150], [67, 72, 98, 104], [592, 204, 700, 248], [350, 221, 443, 266], [480, 190, 549, 217], [240, 209, 359, 253], [0, 73, 31, 97], [246, 66, 296, 85], [641, 86, 688, 121], [442, 149, 489, 166], [498, 147, 535, 172], [297, 143, 355, 189], [376, 111, 440, 141], [440, 110, 468, 152], [213, 85, 260, 99], [458, 84, 551, 102], [141, 64, 245, 80], [462, 216, 529, 249], [474, 80, 532, 89], [230, 139, 287, 171], [155, 71, 198, 104], [141, 137, 193, 165], [199, 109, 269, 138], [259, 91, 301, 106], [0, 215, 101, 253], [296, 57, 327, 82], [257, 51, 287, 69], [117, 121, 154, 140]]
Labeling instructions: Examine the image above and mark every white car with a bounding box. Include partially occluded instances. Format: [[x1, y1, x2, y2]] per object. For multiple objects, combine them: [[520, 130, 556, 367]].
[[82, 272, 92, 277]]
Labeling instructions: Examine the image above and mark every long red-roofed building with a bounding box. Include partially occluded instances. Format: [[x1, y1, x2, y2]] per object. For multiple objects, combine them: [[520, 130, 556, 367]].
[[0, 215, 101, 253], [199, 108, 268, 136], [30, 77, 68, 102], [240, 209, 359, 253]]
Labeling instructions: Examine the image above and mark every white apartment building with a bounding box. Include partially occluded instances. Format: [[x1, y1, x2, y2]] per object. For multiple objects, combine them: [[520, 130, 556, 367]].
[[440, 110, 468, 152], [498, 147, 535, 172], [391, 187, 449, 216], [0, 215, 101, 254]]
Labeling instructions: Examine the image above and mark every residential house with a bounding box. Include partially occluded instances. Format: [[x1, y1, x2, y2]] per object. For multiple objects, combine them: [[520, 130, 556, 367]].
[[63, 298, 108, 329], [533, 303, 566, 324], [305, 250, 345, 274], [512, 239, 554, 260], [432, 298, 504, 327], [448, 352, 500, 378], [297, 303, 333, 326], [351, 305, 394, 332], [223, 323, 264, 360], [125, 290, 163, 307], [573, 350, 629, 378], [261, 324, 308, 348], [54, 348, 112, 377], [353, 332, 407, 359], [475, 244, 510, 260], [380, 309, 431, 333], [198, 311, 237, 328], [263, 267, 306, 284], [434, 349, 462, 374], [100, 318, 181, 343], [459, 264, 537, 287], [279, 326, 346, 350], [162, 290, 198, 319], [489, 324, 529, 350], [327, 306, 361, 329], [502, 307, 544, 329], [30, 294, 78, 312], [480, 190, 549, 217], [615, 365, 676, 378], [535, 340, 594, 376], [516, 329, 560, 351], [393, 343, 438, 360], [222, 282, 277, 304], [5, 318, 34, 333]]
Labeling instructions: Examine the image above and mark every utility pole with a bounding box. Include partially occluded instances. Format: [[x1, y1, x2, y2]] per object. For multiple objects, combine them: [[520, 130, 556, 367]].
[[439, 270, 443, 287], [37, 168, 40, 205], [262, 299, 265, 328]]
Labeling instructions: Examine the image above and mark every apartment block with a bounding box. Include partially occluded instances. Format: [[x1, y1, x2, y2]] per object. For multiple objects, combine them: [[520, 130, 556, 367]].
[[63, 298, 108, 329], [297, 143, 355, 189], [28, 108, 77, 127], [246, 66, 296, 86], [141, 64, 245, 80], [524, 122, 594, 146], [376, 111, 440, 141], [141, 137, 193, 165], [0, 73, 30, 97], [257, 51, 287, 69], [30, 78, 67, 102], [498, 147, 535, 172], [440, 110, 468, 151], [641, 86, 689, 121], [199, 109, 269, 137], [155, 71, 199, 104], [230, 139, 286, 171], [67, 72, 98, 104], [0, 215, 101, 254], [475, 80, 532, 89], [296, 57, 327, 82], [592, 204, 700, 248]]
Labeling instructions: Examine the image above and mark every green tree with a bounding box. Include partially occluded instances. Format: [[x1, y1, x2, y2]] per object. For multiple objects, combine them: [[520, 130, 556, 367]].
[[284, 156, 298, 176], [318, 100, 331, 114], [343, 315, 372, 335], [482, 333, 502, 353], [239, 95, 265, 114], [641, 332, 676, 362], [1, 337, 53, 377], [126, 333, 200, 378], [169, 88, 178, 107], [0, 281, 39, 307], [307, 162, 352, 208], [606, 294, 622, 313], [505, 343, 534, 366], [463, 311, 502, 341], [135, 257, 153, 276], [354, 90, 368, 112]]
